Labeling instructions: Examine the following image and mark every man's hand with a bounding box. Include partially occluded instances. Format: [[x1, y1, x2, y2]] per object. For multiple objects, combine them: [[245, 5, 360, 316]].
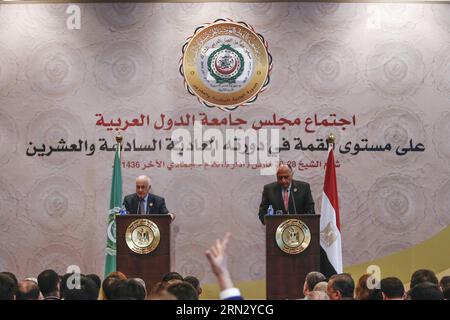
[[205, 232, 231, 277], [205, 232, 234, 292]]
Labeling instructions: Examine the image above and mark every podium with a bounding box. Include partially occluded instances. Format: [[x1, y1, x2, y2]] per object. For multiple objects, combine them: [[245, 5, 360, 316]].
[[265, 214, 320, 300], [116, 215, 171, 290]]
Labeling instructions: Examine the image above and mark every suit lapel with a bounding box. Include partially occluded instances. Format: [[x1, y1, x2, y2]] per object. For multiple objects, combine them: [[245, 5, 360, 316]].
[[146, 194, 154, 214], [274, 184, 286, 213]]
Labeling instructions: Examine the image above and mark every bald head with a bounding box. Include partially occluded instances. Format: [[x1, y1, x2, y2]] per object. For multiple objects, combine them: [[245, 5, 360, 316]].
[[136, 175, 151, 199], [16, 280, 40, 300], [276, 164, 293, 189]]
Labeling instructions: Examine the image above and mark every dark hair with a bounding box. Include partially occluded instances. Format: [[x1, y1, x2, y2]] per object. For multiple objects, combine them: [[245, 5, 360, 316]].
[[305, 272, 326, 292], [409, 282, 444, 300], [443, 287, 450, 300], [102, 276, 122, 300], [329, 273, 355, 299], [115, 279, 146, 300], [59, 272, 74, 298], [355, 274, 382, 300], [369, 289, 383, 300], [161, 272, 184, 283], [86, 274, 101, 289], [380, 277, 405, 299], [16, 280, 40, 300], [410, 269, 438, 289], [166, 281, 199, 300], [184, 276, 200, 289], [37, 269, 60, 297], [439, 275, 450, 291], [63, 276, 99, 300], [0, 272, 18, 286], [0, 273, 16, 300]]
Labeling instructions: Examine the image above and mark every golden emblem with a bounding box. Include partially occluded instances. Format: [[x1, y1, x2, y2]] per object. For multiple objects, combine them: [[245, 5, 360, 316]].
[[275, 219, 311, 254], [320, 221, 338, 247], [125, 219, 160, 254], [180, 18, 272, 110]]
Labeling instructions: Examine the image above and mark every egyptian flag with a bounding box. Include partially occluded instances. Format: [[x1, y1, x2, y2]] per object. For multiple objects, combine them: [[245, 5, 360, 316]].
[[319, 147, 343, 278]]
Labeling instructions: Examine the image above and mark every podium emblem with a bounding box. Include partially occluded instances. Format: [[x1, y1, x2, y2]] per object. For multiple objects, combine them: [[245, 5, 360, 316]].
[[125, 219, 160, 254], [275, 219, 311, 254]]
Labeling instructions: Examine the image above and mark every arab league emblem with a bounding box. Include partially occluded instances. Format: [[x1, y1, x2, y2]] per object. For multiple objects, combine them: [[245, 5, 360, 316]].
[[180, 18, 272, 110], [125, 219, 160, 254], [275, 219, 311, 254]]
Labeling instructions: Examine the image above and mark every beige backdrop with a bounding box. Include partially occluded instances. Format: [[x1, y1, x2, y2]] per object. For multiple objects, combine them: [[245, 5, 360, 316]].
[[0, 2, 449, 290]]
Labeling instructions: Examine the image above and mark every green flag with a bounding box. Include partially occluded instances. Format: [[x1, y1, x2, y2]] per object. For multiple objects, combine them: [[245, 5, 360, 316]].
[[104, 148, 122, 278]]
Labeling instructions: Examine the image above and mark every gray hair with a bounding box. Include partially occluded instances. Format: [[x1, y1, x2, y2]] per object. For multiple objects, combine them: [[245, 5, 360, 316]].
[[313, 281, 328, 293], [305, 290, 330, 300], [136, 175, 151, 186]]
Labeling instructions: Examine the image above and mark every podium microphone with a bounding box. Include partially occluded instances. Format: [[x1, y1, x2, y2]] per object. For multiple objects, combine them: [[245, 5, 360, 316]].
[[290, 187, 297, 215]]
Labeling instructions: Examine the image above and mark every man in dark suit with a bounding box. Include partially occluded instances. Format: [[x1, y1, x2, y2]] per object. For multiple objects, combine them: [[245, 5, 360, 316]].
[[258, 164, 315, 224], [123, 175, 175, 220]]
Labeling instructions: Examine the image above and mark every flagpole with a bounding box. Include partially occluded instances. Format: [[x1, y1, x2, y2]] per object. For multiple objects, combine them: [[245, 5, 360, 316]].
[[104, 133, 124, 278], [320, 132, 343, 276], [326, 133, 335, 152], [116, 133, 123, 160]]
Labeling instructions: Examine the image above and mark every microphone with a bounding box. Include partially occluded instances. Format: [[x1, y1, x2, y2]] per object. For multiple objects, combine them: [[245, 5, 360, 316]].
[[290, 186, 297, 215]]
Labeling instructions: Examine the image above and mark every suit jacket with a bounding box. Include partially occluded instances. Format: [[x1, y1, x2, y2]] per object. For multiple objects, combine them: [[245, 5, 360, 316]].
[[123, 193, 169, 215], [258, 180, 315, 224]]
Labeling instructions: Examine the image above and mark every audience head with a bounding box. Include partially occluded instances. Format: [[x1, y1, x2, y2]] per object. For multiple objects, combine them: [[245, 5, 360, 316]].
[[102, 276, 122, 300], [86, 274, 101, 290], [0, 273, 16, 300], [327, 273, 355, 300], [161, 272, 184, 283], [60, 272, 76, 298], [440, 275, 450, 300], [409, 282, 444, 300], [16, 280, 40, 300], [184, 276, 202, 296], [107, 271, 127, 280], [37, 269, 60, 299], [305, 290, 330, 300], [439, 276, 450, 292], [166, 281, 199, 300], [443, 287, 450, 300], [115, 278, 146, 300], [355, 273, 382, 300], [149, 281, 169, 298], [1, 272, 18, 287], [380, 277, 405, 300], [313, 281, 328, 293], [148, 290, 176, 300], [410, 269, 438, 289], [63, 275, 99, 300], [303, 271, 326, 296]]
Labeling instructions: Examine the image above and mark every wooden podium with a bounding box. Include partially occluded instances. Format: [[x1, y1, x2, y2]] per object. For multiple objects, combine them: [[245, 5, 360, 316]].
[[265, 214, 320, 300], [116, 215, 171, 290]]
